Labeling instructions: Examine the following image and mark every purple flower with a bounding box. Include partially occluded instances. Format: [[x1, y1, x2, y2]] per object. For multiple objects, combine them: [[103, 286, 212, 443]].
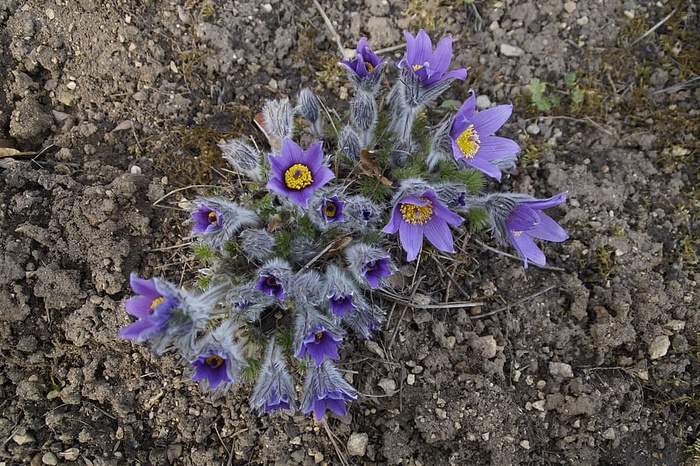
[[267, 139, 335, 209], [255, 273, 285, 300], [119, 274, 178, 341], [296, 326, 342, 366], [339, 37, 386, 79], [398, 30, 467, 87], [363, 257, 392, 288], [191, 351, 233, 389], [320, 196, 345, 223], [250, 340, 296, 414], [191, 204, 222, 233], [450, 92, 520, 180], [505, 193, 569, 268], [328, 292, 356, 318], [301, 360, 358, 421], [383, 189, 464, 261]]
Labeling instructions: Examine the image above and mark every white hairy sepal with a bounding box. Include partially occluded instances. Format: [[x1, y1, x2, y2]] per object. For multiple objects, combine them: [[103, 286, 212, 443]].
[[224, 284, 275, 323], [249, 338, 297, 414], [262, 98, 294, 153], [342, 294, 386, 340], [390, 178, 432, 204], [338, 126, 361, 162], [343, 195, 383, 232], [190, 197, 260, 251], [256, 258, 292, 287], [218, 137, 263, 182], [324, 264, 359, 302], [426, 116, 454, 171], [290, 270, 325, 306], [239, 228, 276, 261], [350, 90, 377, 147], [300, 360, 358, 415], [345, 62, 386, 94], [296, 88, 324, 137]]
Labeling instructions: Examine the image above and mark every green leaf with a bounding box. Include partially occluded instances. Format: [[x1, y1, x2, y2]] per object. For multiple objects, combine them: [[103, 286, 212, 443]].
[[467, 207, 490, 233], [564, 72, 577, 87]]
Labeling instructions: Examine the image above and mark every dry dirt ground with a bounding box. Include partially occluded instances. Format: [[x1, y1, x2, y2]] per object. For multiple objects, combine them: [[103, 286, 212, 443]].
[[1, 0, 698, 465]]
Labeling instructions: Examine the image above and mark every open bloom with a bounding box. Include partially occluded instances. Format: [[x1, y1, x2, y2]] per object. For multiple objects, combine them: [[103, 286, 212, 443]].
[[301, 360, 358, 421], [191, 351, 233, 389], [504, 193, 569, 267], [191, 204, 222, 233], [119, 274, 179, 341], [362, 257, 392, 287], [267, 139, 335, 208], [450, 92, 520, 180], [255, 273, 285, 300], [320, 196, 345, 223], [296, 325, 342, 366], [383, 188, 464, 261], [398, 30, 467, 87], [339, 37, 386, 80]]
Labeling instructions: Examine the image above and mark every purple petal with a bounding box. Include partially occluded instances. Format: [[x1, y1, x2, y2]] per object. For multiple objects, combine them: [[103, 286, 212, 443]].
[[430, 200, 464, 227], [118, 319, 159, 340], [530, 212, 568, 242], [285, 188, 313, 209], [522, 192, 568, 210], [305, 141, 325, 171], [311, 164, 336, 189], [423, 219, 455, 253], [506, 205, 539, 231], [441, 68, 467, 82], [266, 177, 289, 198], [430, 36, 453, 71], [282, 138, 304, 164], [313, 398, 328, 420], [325, 397, 347, 416], [476, 136, 521, 160], [129, 274, 159, 299], [382, 206, 402, 234], [467, 156, 503, 180], [399, 221, 423, 261], [411, 29, 432, 67], [471, 104, 513, 135], [124, 296, 154, 318], [509, 232, 546, 267]]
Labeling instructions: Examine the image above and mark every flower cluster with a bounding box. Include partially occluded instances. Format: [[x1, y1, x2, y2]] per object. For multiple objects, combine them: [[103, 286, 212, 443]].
[[120, 30, 568, 420]]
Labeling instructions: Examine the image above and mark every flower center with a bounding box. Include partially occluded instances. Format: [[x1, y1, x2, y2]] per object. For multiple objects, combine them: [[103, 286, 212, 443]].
[[315, 331, 324, 341], [323, 202, 337, 218], [365, 260, 377, 271], [456, 124, 481, 159], [365, 61, 374, 73], [284, 163, 313, 190], [413, 63, 424, 71], [512, 230, 523, 237], [266, 275, 279, 287], [149, 296, 165, 314], [207, 211, 218, 226], [399, 197, 433, 225], [205, 354, 224, 368]]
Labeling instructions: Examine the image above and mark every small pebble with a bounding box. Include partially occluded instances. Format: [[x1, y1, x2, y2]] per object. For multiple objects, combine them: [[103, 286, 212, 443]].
[[526, 123, 541, 135], [500, 44, 524, 57], [602, 428, 616, 440], [549, 362, 574, 378], [407, 373, 416, 385], [12, 429, 35, 445], [66, 81, 77, 90], [378, 378, 396, 394], [476, 95, 491, 109], [262, 3, 273, 12], [648, 335, 670, 360], [520, 440, 531, 449], [346, 432, 368, 456], [42, 452, 59, 466], [563, 1, 576, 13], [46, 8, 55, 20], [59, 448, 80, 461], [130, 165, 142, 175]]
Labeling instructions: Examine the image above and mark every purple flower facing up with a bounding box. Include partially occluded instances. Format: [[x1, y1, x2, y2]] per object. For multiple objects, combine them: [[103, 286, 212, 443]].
[[504, 193, 569, 268], [267, 139, 335, 209], [398, 30, 467, 87], [362, 257, 392, 288], [296, 325, 342, 366], [302, 360, 358, 421], [320, 196, 345, 223], [191, 204, 222, 233], [339, 37, 386, 80], [383, 188, 464, 262], [119, 274, 179, 341], [328, 292, 356, 318], [255, 273, 285, 300], [450, 92, 520, 180], [191, 351, 233, 389]]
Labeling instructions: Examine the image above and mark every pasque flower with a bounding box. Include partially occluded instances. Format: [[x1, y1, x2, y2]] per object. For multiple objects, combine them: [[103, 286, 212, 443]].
[[119, 274, 179, 341], [450, 92, 520, 180], [191, 204, 222, 233], [250, 339, 296, 414], [301, 360, 358, 421], [383, 188, 464, 261], [296, 325, 342, 366], [267, 138, 335, 209], [189, 321, 245, 390], [191, 350, 233, 389], [320, 196, 345, 223], [339, 37, 386, 91], [398, 30, 467, 87]]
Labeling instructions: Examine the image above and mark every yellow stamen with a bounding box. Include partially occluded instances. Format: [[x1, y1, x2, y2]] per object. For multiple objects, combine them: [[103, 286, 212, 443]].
[[150, 296, 165, 310], [315, 331, 324, 341], [284, 163, 313, 190], [512, 230, 523, 237], [365, 61, 374, 73], [456, 124, 481, 160], [413, 64, 424, 71], [323, 202, 337, 218], [205, 354, 225, 368], [400, 198, 433, 225], [207, 211, 217, 226]]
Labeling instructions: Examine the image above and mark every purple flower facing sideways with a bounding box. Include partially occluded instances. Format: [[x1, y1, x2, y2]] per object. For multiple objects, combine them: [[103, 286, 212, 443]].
[[383, 189, 464, 262], [264, 387, 292, 412], [119, 274, 178, 341], [328, 292, 356, 318], [190, 351, 232, 389], [362, 257, 392, 288], [296, 325, 342, 366], [302, 360, 357, 421], [320, 196, 345, 223], [255, 273, 285, 300], [339, 37, 386, 79], [250, 339, 296, 414], [505, 193, 569, 268], [191, 204, 222, 233], [450, 92, 520, 180], [267, 138, 335, 209], [398, 29, 467, 87]]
